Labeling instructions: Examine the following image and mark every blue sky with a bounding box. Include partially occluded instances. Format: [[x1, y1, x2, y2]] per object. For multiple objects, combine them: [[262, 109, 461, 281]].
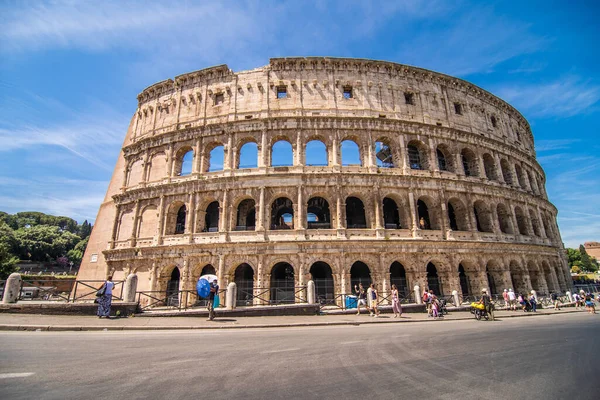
[[0, 0, 598, 248]]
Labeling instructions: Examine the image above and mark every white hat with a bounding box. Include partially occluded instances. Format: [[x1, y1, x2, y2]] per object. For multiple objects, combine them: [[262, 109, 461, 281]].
[[504, 289, 508, 292]]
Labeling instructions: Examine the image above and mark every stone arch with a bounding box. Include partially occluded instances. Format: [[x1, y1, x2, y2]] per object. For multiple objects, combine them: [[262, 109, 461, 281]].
[[116, 209, 134, 241], [500, 159, 513, 185], [407, 139, 429, 170], [417, 196, 440, 230], [307, 196, 331, 229], [447, 197, 469, 231], [482, 153, 497, 181], [234, 263, 255, 306], [205, 142, 225, 172], [541, 260, 557, 293], [458, 263, 473, 296], [436, 144, 454, 172], [473, 200, 494, 233], [164, 201, 186, 235], [147, 151, 167, 182], [202, 201, 220, 232], [426, 262, 442, 295], [305, 139, 328, 166], [374, 137, 396, 168], [497, 203, 514, 234], [271, 197, 294, 230], [270, 262, 295, 304], [380, 193, 410, 229], [237, 140, 258, 169], [345, 196, 367, 228], [514, 206, 529, 235], [341, 139, 362, 166], [350, 261, 372, 289], [461, 147, 479, 177], [527, 260, 544, 293], [389, 261, 409, 296], [508, 260, 527, 294], [173, 145, 194, 176], [127, 158, 145, 187], [165, 266, 181, 306], [235, 198, 256, 231], [271, 139, 293, 167], [310, 261, 334, 302], [137, 205, 158, 238], [515, 163, 526, 188], [529, 208, 541, 237], [486, 259, 504, 294]]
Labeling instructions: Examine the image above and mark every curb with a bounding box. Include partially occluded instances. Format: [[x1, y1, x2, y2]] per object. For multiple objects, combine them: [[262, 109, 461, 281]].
[[0, 309, 588, 332]]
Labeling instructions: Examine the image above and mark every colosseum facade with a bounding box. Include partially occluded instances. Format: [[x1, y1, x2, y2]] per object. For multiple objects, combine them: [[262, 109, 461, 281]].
[[78, 57, 571, 307]]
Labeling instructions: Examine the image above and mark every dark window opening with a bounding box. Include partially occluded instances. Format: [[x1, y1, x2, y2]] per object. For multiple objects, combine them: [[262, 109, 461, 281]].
[[375, 141, 394, 168], [491, 115, 498, 128], [474, 207, 483, 232], [417, 200, 431, 230], [390, 262, 408, 297], [454, 102, 462, 115], [214, 93, 224, 105], [408, 145, 422, 170], [343, 86, 353, 99], [307, 197, 331, 229], [271, 197, 294, 230], [175, 205, 186, 234], [310, 262, 334, 303], [346, 197, 367, 229], [404, 92, 414, 105], [459, 264, 471, 296], [270, 263, 295, 304], [350, 261, 371, 289], [235, 263, 254, 306], [487, 268, 497, 295], [201, 265, 216, 276], [277, 86, 287, 99], [437, 149, 448, 171], [166, 268, 180, 306], [383, 197, 401, 229], [448, 203, 458, 231], [236, 199, 256, 231], [204, 201, 220, 232], [426, 262, 441, 295]]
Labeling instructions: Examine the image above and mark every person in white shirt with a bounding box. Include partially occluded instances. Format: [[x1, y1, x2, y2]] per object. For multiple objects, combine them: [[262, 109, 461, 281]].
[[96, 275, 115, 318], [507, 288, 517, 311]]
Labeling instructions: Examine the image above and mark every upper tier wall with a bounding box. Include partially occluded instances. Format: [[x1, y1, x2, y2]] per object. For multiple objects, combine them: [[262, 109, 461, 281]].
[[132, 57, 534, 154]]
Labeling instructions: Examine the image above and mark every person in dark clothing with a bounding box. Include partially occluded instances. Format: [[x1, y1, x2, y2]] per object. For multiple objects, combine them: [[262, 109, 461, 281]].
[[479, 289, 494, 321], [207, 279, 219, 321]]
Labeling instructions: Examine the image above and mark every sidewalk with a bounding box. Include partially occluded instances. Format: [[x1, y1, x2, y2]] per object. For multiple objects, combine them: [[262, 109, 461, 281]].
[[0, 307, 589, 332]]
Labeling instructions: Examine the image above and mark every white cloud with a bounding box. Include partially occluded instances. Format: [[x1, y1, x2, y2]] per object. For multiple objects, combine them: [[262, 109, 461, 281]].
[[495, 76, 600, 118]]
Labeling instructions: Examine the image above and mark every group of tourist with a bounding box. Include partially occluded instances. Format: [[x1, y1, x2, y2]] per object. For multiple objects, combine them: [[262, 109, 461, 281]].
[[354, 283, 390, 317], [573, 290, 598, 314]]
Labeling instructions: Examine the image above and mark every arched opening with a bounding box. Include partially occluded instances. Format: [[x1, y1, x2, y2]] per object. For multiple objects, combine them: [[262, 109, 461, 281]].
[[473, 201, 493, 233], [461, 148, 479, 177], [238, 142, 258, 169], [529, 172, 539, 195], [178, 149, 194, 176], [482, 153, 496, 181], [345, 197, 367, 228], [407, 143, 425, 170], [486, 268, 497, 295], [437, 148, 449, 172], [514, 206, 529, 235], [204, 201, 220, 232], [375, 141, 394, 168], [497, 203, 513, 234], [208, 145, 224, 172], [175, 205, 186, 234], [500, 159, 513, 185], [447, 198, 469, 231], [305, 140, 328, 166], [350, 261, 371, 289], [417, 199, 431, 230], [307, 197, 331, 229], [234, 263, 254, 306], [390, 262, 408, 296], [166, 267, 180, 306], [515, 164, 526, 188], [270, 262, 295, 304], [383, 197, 401, 229], [235, 199, 256, 231], [341, 140, 361, 166], [271, 140, 293, 167], [458, 264, 471, 296], [426, 262, 441, 295], [310, 262, 334, 302], [200, 264, 216, 276], [529, 209, 541, 237], [271, 197, 294, 230]]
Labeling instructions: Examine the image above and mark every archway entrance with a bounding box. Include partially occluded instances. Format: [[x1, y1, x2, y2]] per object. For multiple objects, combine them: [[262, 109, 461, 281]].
[[270, 263, 295, 304], [166, 268, 180, 306], [426, 262, 441, 295], [486, 268, 497, 295], [350, 261, 371, 290], [390, 262, 408, 297], [200, 264, 216, 276], [234, 263, 254, 306], [458, 264, 471, 296], [310, 262, 334, 303]]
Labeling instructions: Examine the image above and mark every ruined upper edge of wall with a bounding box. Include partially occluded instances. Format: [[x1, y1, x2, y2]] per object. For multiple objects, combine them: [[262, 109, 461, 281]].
[[134, 57, 532, 136]]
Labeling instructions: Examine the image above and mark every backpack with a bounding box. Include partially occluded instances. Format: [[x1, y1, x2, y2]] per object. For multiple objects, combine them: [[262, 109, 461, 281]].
[[422, 292, 429, 303]]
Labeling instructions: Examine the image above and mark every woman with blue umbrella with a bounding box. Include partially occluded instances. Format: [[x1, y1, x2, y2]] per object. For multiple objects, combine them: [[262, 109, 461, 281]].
[[197, 274, 219, 320]]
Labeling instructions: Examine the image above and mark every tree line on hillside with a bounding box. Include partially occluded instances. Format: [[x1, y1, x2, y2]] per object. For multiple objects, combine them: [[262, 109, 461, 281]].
[[567, 245, 599, 274], [0, 211, 92, 279]]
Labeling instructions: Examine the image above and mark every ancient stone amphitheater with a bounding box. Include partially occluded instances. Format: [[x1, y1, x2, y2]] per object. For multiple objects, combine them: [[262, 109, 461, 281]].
[[79, 57, 571, 307]]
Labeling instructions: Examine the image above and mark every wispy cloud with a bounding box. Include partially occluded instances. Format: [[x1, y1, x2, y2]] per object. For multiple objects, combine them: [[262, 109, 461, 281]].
[[535, 139, 580, 152], [495, 76, 600, 118]]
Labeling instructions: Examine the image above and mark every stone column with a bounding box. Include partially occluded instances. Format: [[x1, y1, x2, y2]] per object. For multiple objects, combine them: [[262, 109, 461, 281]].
[[430, 143, 439, 172], [156, 195, 166, 244], [123, 273, 138, 303], [166, 145, 175, 178], [259, 130, 268, 168], [219, 190, 229, 232], [494, 154, 505, 183], [130, 200, 141, 247], [295, 133, 303, 166], [398, 134, 408, 174], [296, 186, 305, 230], [2, 273, 21, 304], [307, 280, 316, 304], [109, 204, 121, 249], [332, 137, 339, 167], [218, 255, 225, 306], [226, 282, 237, 309], [408, 191, 417, 237], [224, 134, 233, 172], [257, 186, 265, 231], [336, 193, 343, 229]]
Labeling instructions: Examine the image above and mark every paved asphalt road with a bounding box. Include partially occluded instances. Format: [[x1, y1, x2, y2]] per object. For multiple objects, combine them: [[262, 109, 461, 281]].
[[0, 313, 598, 400]]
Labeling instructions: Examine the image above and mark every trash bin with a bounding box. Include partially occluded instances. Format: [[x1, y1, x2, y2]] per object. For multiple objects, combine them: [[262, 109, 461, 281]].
[[346, 295, 357, 309]]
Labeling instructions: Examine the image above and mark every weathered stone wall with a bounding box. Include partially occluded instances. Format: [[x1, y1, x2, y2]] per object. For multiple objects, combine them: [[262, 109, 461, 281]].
[[79, 57, 571, 306]]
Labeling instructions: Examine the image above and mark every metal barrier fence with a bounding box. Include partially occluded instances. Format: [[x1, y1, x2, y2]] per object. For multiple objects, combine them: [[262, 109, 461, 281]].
[[71, 280, 124, 303]]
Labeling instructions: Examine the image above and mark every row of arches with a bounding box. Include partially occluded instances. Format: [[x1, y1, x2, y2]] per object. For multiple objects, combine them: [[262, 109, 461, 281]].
[[159, 257, 568, 307], [125, 136, 545, 198], [119, 192, 558, 242]]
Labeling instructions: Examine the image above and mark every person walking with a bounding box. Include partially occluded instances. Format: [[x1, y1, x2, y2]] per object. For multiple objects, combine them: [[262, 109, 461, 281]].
[[529, 292, 537, 312], [370, 284, 380, 317], [355, 283, 369, 315], [207, 279, 219, 321], [96, 275, 115, 319], [391, 284, 402, 318], [502, 289, 510, 309], [573, 292, 581, 309], [507, 288, 517, 311], [551, 292, 560, 310]]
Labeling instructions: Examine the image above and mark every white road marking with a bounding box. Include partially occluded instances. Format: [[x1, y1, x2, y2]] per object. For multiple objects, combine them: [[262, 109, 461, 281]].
[[340, 340, 362, 345], [0, 372, 35, 379], [262, 348, 300, 354]]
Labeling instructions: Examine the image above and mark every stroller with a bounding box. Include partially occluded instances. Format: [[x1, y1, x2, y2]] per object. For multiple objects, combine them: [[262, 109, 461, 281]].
[[437, 298, 449, 316]]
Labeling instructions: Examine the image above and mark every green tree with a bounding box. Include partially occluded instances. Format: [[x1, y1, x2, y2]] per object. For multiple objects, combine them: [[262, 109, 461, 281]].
[[579, 244, 597, 272], [566, 248, 582, 268], [0, 242, 19, 279], [78, 220, 93, 239], [14, 225, 81, 261], [571, 265, 581, 274], [67, 236, 89, 266]]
